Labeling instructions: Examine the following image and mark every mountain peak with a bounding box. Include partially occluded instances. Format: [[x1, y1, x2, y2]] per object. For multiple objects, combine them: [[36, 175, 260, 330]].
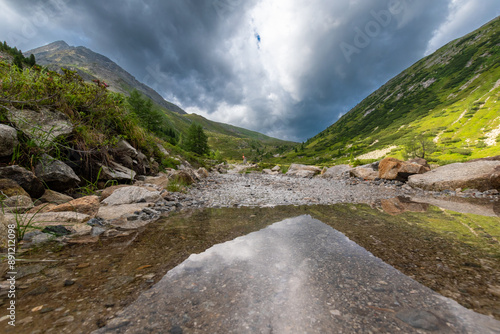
[[27, 40, 187, 114], [26, 40, 71, 55]]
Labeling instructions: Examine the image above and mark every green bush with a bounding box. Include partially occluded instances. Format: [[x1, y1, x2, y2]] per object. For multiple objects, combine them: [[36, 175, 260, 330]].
[[476, 141, 487, 148], [450, 148, 472, 156]]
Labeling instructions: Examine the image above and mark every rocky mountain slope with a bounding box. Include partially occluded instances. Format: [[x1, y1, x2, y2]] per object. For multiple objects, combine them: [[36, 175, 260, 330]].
[[26, 41, 186, 115], [26, 41, 294, 161], [285, 16, 500, 166]]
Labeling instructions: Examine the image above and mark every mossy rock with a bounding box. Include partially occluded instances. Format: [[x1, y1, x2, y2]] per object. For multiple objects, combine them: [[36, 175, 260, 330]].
[[0, 178, 30, 198]]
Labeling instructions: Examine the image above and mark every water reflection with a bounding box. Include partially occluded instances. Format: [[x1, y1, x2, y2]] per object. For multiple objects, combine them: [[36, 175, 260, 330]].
[[95, 214, 500, 334]]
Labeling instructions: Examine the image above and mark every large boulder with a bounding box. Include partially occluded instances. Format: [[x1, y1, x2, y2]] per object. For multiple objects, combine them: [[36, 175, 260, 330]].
[[6, 107, 73, 148], [349, 167, 379, 181], [101, 186, 162, 206], [379, 158, 430, 181], [0, 165, 45, 198], [286, 164, 322, 178], [35, 154, 81, 192], [321, 165, 351, 179], [408, 161, 500, 192], [0, 124, 18, 157]]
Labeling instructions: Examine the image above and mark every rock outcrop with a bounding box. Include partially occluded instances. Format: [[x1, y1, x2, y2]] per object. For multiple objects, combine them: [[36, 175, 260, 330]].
[[378, 158, 429, 181], [286, 164, 322, 178], [6, 107, 73, 148], [408, 161, 500, 191]]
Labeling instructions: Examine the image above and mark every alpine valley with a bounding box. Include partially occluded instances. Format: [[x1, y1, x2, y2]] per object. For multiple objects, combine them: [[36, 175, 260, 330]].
[[277, 16, 500, 166]]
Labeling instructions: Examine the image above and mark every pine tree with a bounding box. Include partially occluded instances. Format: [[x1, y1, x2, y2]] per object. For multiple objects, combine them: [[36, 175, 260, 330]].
[[13, 54, 23, 69], [184, 123, 209, 155], [28, 54, 36, 66]]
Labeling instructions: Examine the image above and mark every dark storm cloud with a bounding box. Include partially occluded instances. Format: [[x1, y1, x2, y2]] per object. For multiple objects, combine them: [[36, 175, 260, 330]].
[[0, 0, 498, 141]]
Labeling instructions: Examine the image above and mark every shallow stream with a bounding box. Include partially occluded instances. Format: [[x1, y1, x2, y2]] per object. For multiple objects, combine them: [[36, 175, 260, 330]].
[[3, 197, 500, 333]]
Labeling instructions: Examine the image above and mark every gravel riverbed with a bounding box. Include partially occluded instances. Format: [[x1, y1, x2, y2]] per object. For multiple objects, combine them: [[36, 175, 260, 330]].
[[187, 172, 422, 208]]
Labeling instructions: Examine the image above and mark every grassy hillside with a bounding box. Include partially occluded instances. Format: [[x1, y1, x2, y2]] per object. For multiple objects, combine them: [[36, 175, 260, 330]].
[[0, 57, 209, 181], [279, 16, 500, 166], [26, 41, 187, 115]]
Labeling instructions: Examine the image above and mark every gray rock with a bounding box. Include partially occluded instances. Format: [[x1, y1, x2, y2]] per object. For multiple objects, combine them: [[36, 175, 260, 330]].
[[38, 189, 74, 205], [6, 107, 73, 148], [196, 167, 209, 179], [321, 165, 351, 179], [97, 203, 150, 220], [349, 167, 379, 181], [286, 164, 322, 178], [101, 186, 162, 206], [3, 195, 34, 212], [91, 226, 106, 236], [0, 124, 18, 157], [99, 162, 137, 182], [408, 160, 500, 192], [31, 233, 52, 245], [23, 230, 44, 241], [114, 139, 138, 158], [35, 154, 81, 191], [0, 165, 45, 198]]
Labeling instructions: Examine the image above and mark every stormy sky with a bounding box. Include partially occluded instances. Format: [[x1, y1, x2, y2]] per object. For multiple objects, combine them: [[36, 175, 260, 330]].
[[1, 0, 499, 142]]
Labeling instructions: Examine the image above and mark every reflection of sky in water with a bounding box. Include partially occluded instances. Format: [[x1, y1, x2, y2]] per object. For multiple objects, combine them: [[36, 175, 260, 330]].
[[95, 215, 500, 334]]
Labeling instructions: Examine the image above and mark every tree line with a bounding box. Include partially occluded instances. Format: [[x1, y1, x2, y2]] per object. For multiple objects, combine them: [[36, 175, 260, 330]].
[[127, 89, 209, 156], [0, 41, 36, 69]]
